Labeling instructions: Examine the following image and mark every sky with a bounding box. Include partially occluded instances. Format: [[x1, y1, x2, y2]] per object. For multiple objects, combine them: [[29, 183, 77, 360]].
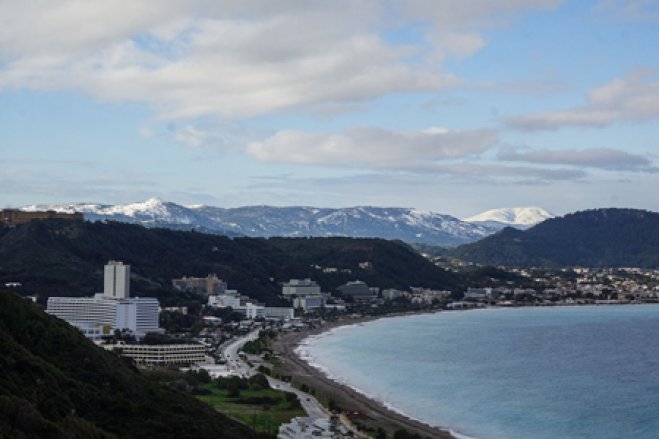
[[2, 0, 659, 218]]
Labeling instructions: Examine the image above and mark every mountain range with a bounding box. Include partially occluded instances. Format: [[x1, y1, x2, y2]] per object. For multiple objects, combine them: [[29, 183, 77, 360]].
[[21, 199, 552, 246]]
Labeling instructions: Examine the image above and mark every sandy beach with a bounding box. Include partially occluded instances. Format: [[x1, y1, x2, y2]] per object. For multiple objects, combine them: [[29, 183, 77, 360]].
[[271, 313, 455, 438]]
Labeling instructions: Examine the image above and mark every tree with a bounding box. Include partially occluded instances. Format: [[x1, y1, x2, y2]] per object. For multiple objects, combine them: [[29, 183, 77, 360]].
[[197, 368, 212, 384], [248, 373, 269, 390], [227, 380, 241, 398]]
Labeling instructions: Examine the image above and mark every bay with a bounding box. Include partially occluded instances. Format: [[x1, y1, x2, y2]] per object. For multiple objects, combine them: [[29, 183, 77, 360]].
[[298, 305, 659, 438]]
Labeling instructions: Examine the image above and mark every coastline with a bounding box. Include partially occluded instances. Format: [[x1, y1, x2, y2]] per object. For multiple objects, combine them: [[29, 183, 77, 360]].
[[271, 311, 458, 439], [273, 304, 659, 439]]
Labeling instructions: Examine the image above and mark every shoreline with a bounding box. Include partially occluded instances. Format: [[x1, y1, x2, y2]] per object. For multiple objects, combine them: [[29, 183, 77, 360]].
[[272, 311, 458, 438], [271, 303, 659, 438]]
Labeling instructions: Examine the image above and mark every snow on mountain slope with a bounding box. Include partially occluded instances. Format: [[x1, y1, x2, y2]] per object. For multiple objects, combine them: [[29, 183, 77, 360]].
[[463, 207, 554, 230], [19, 199, 495, 245], [21, 198, 215, 228]]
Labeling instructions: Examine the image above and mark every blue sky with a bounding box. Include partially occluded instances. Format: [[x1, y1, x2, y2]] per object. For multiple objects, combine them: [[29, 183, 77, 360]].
[[2, 0, 659, 217]]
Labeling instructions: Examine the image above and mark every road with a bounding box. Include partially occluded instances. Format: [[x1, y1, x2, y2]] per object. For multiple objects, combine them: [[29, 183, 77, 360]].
[[220, 328, 260, 378], [218, 329, 367, 438], [266, 376, 327, 419]]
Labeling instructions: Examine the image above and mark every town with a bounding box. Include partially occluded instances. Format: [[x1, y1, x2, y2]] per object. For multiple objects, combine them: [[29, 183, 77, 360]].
[[12, 256, 657, 438]]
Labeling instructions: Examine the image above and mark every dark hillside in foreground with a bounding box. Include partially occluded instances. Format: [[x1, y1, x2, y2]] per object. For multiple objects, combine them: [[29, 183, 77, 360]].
[[0, 289, 258, 439], [451, 208, 659, 268], [0, 220, 462, 304]]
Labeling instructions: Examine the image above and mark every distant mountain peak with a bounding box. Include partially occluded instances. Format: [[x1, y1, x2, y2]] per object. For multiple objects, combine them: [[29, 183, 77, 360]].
[[463, 207, 554, 227]]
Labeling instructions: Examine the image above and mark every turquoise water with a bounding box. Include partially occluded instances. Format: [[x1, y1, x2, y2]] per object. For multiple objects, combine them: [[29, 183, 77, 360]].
[[298, 306, 659, 439]]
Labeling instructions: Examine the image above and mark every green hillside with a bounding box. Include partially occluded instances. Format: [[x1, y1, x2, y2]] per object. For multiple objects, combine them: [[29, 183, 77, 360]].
[[0, 289, 261, 438], [0, 220, 462, 304], [451, 208, 659, 268]]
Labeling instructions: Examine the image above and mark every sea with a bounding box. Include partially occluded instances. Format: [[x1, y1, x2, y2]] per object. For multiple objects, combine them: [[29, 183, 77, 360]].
[[296, 305, 659, 439]]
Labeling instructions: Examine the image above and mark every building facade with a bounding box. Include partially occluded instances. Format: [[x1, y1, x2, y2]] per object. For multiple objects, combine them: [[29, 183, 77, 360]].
[[46, 261, 161, 340], [47, 294, 160, 339], [264, 307, 295, 320], [104, 260, 130, 298], [282, 279, 321, 296], [207, 292, 241, 309], [293, 295, 326, 312], [105, 343, 206, 366], [337, 281, 376, 300]]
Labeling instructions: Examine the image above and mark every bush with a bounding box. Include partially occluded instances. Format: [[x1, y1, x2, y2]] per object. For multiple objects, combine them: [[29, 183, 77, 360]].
[[197, 368, 212, 384], [248, 373, 269, 390], [215, 376, 249, 390], [227, 381, 241, 398]]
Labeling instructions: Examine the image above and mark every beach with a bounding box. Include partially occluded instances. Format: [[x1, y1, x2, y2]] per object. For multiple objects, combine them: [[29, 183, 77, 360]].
[[271, 314, 456, 439]]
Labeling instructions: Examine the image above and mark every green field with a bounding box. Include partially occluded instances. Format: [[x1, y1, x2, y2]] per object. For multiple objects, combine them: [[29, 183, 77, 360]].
[[197, 383, 306, 435]]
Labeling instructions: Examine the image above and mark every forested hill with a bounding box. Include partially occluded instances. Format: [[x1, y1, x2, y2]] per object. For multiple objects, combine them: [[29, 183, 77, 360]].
[[450, 208, 659, 268], [0, 289, 258, 438], [0, 219, 462, 305]]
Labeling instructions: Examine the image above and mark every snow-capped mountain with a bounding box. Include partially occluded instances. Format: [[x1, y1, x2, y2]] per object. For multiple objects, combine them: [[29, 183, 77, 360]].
[[21, 198, 221, 231], [193, 205, 491, 245], [463, 207, 554, 231], [20, 199, 494, 246]]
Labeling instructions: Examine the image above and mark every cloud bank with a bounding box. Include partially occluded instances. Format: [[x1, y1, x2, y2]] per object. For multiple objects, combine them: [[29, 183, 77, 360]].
[[499, 147, 656, 171], [247, 127, 498, 168], [506, 71, 659, 130], [0, 0, 560, 119]]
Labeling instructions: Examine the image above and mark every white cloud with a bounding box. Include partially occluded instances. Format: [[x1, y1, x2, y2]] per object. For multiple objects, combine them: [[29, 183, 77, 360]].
[[498, 147, 657, 171], [420, 163, 586, 181], [171, 120, 269, 150], [174, 125, 209, 148], [247, 126, 497, 168], [0, 0, 560, 120], [506, 71, 659, 130]]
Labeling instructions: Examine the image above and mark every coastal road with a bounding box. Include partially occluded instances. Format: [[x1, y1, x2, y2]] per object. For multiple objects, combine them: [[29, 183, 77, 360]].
[[266, 376, 368, 438], [219, 329, 327, 418], [219, 329, 367, 437], [266, 376, 327, 419], [220, 328, 260, 378]]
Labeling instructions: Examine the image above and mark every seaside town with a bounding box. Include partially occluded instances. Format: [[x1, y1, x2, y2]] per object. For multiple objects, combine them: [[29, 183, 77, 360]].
[[8, 255, 658, 439]]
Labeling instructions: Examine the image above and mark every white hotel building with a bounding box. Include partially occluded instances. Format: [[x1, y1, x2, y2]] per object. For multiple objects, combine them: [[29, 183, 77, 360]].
[[104, 343, 206, 366], [47, 261, 161, 340]]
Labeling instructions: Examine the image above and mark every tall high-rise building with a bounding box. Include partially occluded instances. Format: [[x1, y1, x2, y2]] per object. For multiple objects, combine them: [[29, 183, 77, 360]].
[[104, 260, 130, 298], [47, 261, 161, 340]]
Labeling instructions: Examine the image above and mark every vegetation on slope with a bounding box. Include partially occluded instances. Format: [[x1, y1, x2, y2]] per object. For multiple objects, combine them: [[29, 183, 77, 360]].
[[451, 209, 659, 268], [0, 220, 463, 304], [0, 289, 262, 439]]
